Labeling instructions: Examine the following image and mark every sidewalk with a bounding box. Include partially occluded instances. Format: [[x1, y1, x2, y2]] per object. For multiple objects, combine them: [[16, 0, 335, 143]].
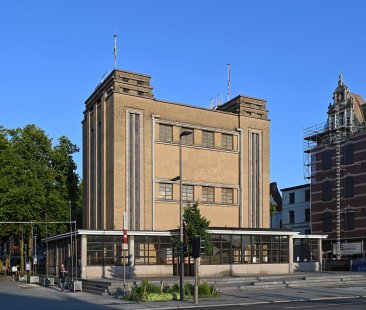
[[2, 272, 366, 310], [79, 272, 366, 309]]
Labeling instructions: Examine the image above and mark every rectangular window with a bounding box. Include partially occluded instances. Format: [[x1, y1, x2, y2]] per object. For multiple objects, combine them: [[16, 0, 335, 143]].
[[137, 80, 144, 86], [322, 181, 333, 201], [202, 131, 214, 148], [202, 186, 214, 203], [344, 144, 354, 165], [159, 124, 173, 142], [222, 188, 233, 204], [344, 176, 354, 198], [289, 211, 295, 224], [323, 212, 332, 232], [305, 189, 310, 202], [289, 192, 295, 204], [134, 236, 173, 265], [221, 133, 233, 150], [305, 209, 310, 222], [181, 128, 194, 145], [159, 183, 172, 200], [182, 185, 194, 202], [122, 88, 130, 93], [322, 150, 332, 170], [344, 212, 355, 230], [137, 91, 145, 96]]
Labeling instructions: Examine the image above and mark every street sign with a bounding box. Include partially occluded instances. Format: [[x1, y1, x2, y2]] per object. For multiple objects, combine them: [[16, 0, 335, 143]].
[[26, 263, 30, 271]]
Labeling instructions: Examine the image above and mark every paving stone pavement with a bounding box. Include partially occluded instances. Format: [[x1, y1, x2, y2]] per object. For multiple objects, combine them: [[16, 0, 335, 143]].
[[1, 273, 366, 309]]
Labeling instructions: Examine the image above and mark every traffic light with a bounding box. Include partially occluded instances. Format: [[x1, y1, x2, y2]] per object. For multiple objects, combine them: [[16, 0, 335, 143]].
[[123, 229, 128, 244], [192, 236, 201, 258]]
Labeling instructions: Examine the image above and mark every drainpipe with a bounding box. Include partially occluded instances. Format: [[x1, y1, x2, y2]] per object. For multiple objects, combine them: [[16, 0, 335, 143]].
[[151, 115, 160, 230], [236, 128, 243, 227]]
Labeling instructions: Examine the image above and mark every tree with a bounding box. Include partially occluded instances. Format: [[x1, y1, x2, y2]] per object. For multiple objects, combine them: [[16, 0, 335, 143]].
[[0, 124, 80, 270], [173, 202, 212, 257], [270, 203, 278, 216]]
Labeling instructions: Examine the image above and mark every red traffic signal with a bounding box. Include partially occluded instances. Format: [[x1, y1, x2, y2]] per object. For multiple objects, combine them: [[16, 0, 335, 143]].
[[123, 229, 128, 244]]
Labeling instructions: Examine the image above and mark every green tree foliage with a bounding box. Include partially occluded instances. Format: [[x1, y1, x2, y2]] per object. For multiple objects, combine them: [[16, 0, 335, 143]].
[[270, 203, 278, 216], [173, 201, 212, 257], [0, 124, 80, 239]]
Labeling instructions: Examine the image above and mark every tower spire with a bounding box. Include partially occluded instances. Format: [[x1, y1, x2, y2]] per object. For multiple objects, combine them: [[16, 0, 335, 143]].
[[338, 72, 343, 86]]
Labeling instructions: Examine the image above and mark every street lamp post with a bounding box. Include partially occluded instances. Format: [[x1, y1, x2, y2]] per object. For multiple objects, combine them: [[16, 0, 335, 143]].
[[175, 130, 192, 302]]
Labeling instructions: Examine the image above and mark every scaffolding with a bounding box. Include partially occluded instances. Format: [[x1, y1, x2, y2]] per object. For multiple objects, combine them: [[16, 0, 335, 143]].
[[304, 113, 366, 259]]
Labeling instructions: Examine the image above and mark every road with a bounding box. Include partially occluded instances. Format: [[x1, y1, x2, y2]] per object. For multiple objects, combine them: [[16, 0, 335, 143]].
[[1, 275, 366, 310]]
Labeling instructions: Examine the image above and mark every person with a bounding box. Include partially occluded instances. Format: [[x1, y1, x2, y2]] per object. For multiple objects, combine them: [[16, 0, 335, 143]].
[[59, 263, 68, 292], [2, 263, 6, 275]]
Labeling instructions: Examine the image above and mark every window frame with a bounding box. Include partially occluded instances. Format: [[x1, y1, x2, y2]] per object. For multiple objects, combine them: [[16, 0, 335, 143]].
[[159, 183, 173, 200], [344, 176, 354, 198], [221, 133, 233, 150], [202, 130, 214, 148], [202, 186, 214, 203], [289, 192, 295, 204], [159, 124, 173, 142], [322, 181, 333, 202], [289, 210, 295, 224], [222, 188, 234, 204], [182, 184, 194, 202]]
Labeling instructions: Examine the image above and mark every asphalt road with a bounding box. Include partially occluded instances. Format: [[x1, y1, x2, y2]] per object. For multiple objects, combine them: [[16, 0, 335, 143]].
[[1, 275, 366, 310], [180, 297, 366, 310]]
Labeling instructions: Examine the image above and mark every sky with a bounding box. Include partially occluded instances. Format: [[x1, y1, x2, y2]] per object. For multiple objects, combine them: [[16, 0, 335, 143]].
[[1, 0, 365, 191]]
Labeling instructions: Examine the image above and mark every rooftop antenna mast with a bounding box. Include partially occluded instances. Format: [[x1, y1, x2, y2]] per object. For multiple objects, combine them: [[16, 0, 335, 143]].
[[227, 64, 231, 101], [114, 32, 117, 69]]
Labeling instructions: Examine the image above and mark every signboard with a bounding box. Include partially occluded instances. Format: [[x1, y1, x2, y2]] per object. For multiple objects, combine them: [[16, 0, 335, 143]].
[[333, 242, 363, 255], [26, 263, 30, 271]]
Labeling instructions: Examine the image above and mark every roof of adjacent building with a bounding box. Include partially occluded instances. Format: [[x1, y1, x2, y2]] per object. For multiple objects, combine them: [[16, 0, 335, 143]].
[[281, 184, 309, 192]]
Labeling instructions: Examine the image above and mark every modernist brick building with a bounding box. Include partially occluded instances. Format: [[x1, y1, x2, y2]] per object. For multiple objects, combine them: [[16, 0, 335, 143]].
[[45, 68, 326, 279], [304, 75, 366, 259], [82, 69, 270, 231]]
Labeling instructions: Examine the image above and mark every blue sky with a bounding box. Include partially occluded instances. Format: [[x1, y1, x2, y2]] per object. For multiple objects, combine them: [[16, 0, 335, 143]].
[[1, 0, 365, 190]]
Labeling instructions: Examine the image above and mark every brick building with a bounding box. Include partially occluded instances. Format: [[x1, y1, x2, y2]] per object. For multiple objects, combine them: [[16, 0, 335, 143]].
[[45, 68, 325, 279], [304, 75, 366, 259]]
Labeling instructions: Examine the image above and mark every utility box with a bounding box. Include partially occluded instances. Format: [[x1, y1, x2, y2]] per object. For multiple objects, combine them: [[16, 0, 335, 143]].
[[70, 280, 82, 292], [29, 276, 39, 284]]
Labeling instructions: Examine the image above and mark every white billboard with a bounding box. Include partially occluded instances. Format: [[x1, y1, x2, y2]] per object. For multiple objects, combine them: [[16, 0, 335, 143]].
[[333, 242, 363, 255]]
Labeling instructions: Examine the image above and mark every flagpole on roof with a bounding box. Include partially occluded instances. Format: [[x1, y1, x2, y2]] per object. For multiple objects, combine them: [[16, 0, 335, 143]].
[[114, 32, 117, 69]]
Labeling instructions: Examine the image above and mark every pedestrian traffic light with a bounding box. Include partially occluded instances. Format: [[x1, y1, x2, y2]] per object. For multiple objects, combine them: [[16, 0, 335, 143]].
[[123, 229, 128, 244]]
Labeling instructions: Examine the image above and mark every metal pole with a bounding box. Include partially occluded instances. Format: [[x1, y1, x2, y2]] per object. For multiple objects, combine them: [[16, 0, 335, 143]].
[[69, 201, 74, 281], [46, 213, 48, 277], [74, 221, 77, 279], [194, 257, 199, 304], [179, 135, 184, 302], [123, 248, 126, 289], [34, 234, 37, 275]]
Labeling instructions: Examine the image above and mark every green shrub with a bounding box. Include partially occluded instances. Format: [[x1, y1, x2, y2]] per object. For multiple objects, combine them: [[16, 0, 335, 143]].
[[184, 283, 194, 296], [198, 282, 211, 296], [145, 293, 174, 302], [122, 280, 219, 302]]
